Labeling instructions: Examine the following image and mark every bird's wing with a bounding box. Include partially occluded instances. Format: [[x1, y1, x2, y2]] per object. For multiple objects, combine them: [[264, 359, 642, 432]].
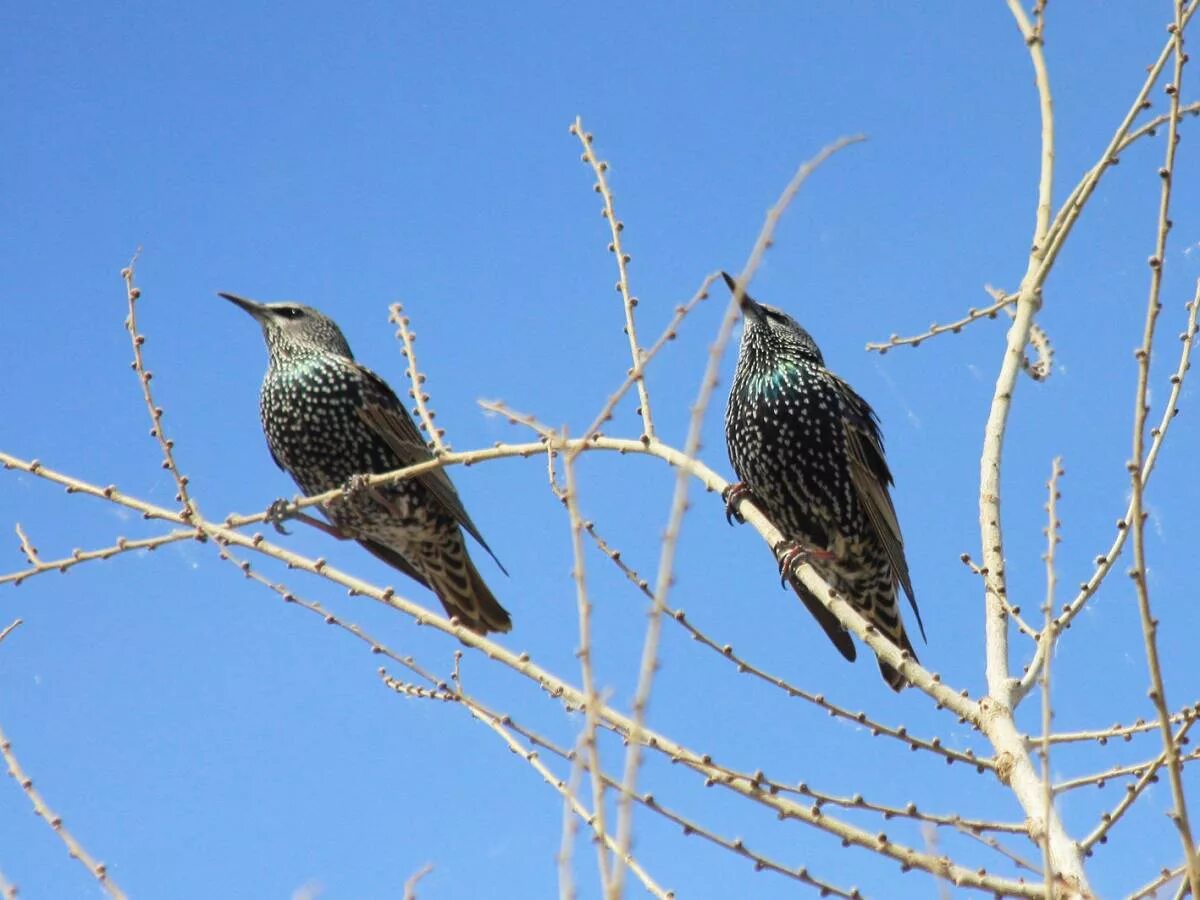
[[830, 375, 925, 640], [354, 366, 508, 575], [357, 537, 432, 589], [787, 572, 857, 662]]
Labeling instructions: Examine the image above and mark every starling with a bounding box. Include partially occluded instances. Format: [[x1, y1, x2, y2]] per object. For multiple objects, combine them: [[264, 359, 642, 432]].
[[221, 293, 512, 635], [721, 273, 924, 690]]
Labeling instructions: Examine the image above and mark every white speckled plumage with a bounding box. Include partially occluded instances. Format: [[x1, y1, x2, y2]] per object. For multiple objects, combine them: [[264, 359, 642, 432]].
[[722, 274, 923, 690], [222, 294, 511, 635]]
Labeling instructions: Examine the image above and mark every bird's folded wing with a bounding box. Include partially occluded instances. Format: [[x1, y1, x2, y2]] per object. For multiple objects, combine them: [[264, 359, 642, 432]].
[[354, 374, 508, 575], [358, 537, 432, 589], [788, 573, 857, 662], [832, 377, 925, 639]]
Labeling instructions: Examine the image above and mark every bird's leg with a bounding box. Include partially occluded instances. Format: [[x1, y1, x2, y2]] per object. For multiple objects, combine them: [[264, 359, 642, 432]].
[[266, 498, 296, 535], [266, 497, 349, 540], [774, 538, 835, 586], [722, 481, 758, 525]]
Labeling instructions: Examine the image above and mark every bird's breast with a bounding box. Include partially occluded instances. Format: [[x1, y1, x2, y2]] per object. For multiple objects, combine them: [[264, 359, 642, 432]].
[[726, 362, 860, 539], [259, 359, 395, 493]]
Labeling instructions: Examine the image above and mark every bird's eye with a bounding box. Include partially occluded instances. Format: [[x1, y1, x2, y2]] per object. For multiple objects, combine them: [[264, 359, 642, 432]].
[[276, 306, 304, 320]]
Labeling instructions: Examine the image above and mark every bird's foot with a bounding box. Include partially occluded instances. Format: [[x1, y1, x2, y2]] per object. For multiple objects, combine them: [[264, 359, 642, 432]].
[[774, 539, 835, 586], [266, 498, 295, 535], [722, 481, 757, 525], [267, 496, 349, 541]]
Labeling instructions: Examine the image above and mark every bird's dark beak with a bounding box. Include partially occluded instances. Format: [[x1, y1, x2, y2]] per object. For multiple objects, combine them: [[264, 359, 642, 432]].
[[219, 292, 269, 321], [720, 271, 763, 317]]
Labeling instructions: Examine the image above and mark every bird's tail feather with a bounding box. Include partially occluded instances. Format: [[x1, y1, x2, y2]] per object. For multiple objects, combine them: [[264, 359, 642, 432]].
[[876, 621, 917, 692], [423, 542, 512, 635]]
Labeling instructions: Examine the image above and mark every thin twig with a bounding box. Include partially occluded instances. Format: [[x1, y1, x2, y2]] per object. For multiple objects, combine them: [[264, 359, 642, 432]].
[[561, 447, 613, 892], [0, 623, 127, 899], [122, 255, 202, 526], [955, 823, 1042, 875], [216, 534, 645, 900], [576, 273, 716, 449], [1053, 745, 1200, 793], [1021, 314, 1055, 382], [960, 552, 1040, 641], [420, 686, 909, 899], [585, 521, 994, 769], [1079, 714, 1199, 853], [865, 290, 1014, 353], [673, 607, 992, 769], [557, 729, 588, 900], [14, 523, 40, 566], [1, 530, 197, 586], [1039, 457, 1064, 897], [774, 781, 1024, 837], [225, 551, 853, 900], [1018, 279, 1200, 701], [1038, 707, 1200, 745], [1132, 863, 1190, 900], [1126, 5, 1199, 892], [405, 676, 674, 900], [570, 117, 655, 441], [389, 304, 448, 454], [867, 41, 1200, 359], [1035, 1, 1199, 283], [403, 863, 434, 900]]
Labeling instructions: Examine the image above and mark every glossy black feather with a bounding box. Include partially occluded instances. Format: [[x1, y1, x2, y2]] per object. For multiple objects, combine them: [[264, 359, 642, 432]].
[[722, 274, 922, 689], [222, 294, 511, 634]]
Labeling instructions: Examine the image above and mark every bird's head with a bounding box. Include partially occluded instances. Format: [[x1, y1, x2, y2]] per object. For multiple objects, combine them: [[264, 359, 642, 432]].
[[721, 272, 824, 366], [219, 293, 354, 363]]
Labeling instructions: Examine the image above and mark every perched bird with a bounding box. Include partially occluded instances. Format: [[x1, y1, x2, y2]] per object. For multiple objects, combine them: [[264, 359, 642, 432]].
[[721, 273, 924, 690], [221, 293, 511, 635]]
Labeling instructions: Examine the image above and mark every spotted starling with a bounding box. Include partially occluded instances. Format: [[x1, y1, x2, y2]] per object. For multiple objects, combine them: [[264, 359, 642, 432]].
[[221, 294, 511, 635], [721, 273, 924, 690]]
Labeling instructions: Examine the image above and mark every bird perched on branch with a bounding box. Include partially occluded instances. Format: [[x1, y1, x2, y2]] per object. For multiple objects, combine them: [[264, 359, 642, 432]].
[[221, 293, 511, 635], [721, 273, 924, 689]]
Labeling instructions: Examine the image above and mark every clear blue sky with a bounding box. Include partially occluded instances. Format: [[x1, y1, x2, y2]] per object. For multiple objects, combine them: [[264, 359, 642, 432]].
[[2, 3, 1199, 897]]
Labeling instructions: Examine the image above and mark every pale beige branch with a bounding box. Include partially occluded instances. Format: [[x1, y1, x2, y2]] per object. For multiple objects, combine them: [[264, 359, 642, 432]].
[[570, 117, 655, 441], [977, 4, 1087, 890], [122, 255, 202, 525], [576, 272, 716, 448], [561, 447, 614, 892], [389, 303, 448, 453], [403, 863, 435, 900], [1039, 456, 1064, 898], [1, 529, 197, 586], [0, 623, 127, 899], [1019, 279, 1200, 702], [1079, 715, 1198, 854], [1125, 6, 1198, 887]]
